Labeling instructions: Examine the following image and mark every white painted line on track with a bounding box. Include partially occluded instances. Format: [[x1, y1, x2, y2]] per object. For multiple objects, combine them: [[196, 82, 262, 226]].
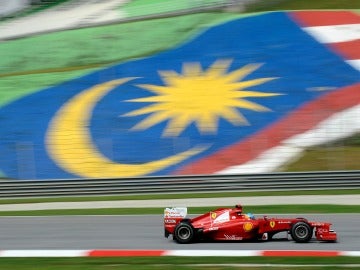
[[165, 250, 261, 257], [0, 250, 89, 257], [0, 249, 358, 257]]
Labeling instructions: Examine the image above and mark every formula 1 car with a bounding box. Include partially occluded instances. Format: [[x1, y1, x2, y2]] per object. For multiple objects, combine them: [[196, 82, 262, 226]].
[[164, 205, 337, 244]]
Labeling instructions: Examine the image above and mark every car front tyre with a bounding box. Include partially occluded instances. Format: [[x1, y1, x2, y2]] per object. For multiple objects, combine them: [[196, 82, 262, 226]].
[[291, 221, 313, 243]]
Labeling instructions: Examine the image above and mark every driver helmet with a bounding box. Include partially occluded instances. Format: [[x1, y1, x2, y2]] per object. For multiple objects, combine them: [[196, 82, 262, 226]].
[[245, 213, 255, 220]]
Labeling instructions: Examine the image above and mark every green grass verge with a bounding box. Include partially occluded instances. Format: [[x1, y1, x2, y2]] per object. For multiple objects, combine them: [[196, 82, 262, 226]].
[[0, 189, 359, 205], [122, 0, 220, 17], [0, 12, 242, 107], [280, 132, 360, 171], [0, 257, 358, 270], [0, 204, 358, 216], [283, 146, 360, 171]]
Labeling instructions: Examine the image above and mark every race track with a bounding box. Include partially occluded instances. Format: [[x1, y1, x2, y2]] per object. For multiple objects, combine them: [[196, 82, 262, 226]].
[[0, 214, 358, 251]]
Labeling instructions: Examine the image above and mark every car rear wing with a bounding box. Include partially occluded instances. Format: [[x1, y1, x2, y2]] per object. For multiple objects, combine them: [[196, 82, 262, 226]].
[[164, 207, 188, 238], [164, 207, 187, 219]]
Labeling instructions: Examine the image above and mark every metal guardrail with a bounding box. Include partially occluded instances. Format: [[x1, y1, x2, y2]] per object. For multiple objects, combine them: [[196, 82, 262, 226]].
[[0, 171, 359, 199]]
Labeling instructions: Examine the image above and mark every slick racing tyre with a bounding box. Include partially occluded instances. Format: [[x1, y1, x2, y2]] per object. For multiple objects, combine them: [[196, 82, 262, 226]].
[[174, 222, 194, 244], [291, 221, 313, 243]]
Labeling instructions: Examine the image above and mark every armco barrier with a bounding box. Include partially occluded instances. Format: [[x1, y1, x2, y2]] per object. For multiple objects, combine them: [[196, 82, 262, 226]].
[[0, 249, 358, 257], [0, 171, 359, 199]]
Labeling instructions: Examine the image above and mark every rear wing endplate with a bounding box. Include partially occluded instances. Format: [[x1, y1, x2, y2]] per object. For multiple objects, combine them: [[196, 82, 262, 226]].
[[164, 207, 187, 218]]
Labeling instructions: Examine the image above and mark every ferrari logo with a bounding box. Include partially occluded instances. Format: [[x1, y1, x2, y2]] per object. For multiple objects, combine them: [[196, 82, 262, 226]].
[[270, 221, 276, 228], [243, 222, 253, 232], [211, 212, 217, 219]]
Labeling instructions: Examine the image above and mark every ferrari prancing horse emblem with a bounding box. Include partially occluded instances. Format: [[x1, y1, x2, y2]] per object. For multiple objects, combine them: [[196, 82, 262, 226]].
[[270, 221, 276, 228]]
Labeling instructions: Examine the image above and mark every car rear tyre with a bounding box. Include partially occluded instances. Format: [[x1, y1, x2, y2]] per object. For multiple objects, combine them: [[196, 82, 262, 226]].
[[291, 221, 313, 243], [174, 222, 194, 244]]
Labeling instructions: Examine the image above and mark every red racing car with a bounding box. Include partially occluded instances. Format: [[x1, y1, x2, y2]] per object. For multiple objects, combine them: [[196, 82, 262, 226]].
[[164, 205, 337, 244]]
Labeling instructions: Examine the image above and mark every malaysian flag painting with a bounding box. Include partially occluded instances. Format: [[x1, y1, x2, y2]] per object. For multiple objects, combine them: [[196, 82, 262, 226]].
[[0, 11, 359, 180]]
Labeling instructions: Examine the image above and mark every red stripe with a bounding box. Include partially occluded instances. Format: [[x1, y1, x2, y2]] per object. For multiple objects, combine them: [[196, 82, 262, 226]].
[[290, 11, 360, 27], [262, 250, 341, 257], [329, 40, 360, 60], [176, 83, 360, 175], [88, 250, 166, 257]]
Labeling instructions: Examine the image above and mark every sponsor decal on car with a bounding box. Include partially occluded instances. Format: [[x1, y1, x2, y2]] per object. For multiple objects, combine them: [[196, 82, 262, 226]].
[[213, 211, 230, 224], [243, 222, 253, 232], [317, 228, 329, 233], [277, 221, 291, 224], [164, 207, 187, 218], [224, 234, 243, 240], [312, 222, 326, 226], [164, 219, 177, 224]]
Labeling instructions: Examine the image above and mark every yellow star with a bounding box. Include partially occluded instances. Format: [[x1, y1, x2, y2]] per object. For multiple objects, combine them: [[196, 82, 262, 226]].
[[123, 59, 281, 137]]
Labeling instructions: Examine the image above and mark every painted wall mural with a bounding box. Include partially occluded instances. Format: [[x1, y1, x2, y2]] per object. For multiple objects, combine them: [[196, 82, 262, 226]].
[[0, 11, 359, 179]]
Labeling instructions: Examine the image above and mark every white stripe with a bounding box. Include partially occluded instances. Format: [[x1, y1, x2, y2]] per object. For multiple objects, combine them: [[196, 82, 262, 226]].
[[216, 145, 303, 174], [0, 249, 358, 257], [346, 59, 360, 72], [219, 104, 360, 175], [340, 251, 360, 257], [164, 250, 261, 257], [284, 104, 360, 148], [0, 250, 89, 257], [302, 24, 360, 43]]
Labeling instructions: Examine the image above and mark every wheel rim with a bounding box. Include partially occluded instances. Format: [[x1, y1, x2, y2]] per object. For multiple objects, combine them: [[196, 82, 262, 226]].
[[178, 227, 190, 240], [295, 225, 308, 239]]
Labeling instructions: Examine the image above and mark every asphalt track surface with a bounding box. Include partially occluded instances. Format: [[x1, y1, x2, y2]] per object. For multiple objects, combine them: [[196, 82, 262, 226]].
[[0, 214, 358, 251]]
